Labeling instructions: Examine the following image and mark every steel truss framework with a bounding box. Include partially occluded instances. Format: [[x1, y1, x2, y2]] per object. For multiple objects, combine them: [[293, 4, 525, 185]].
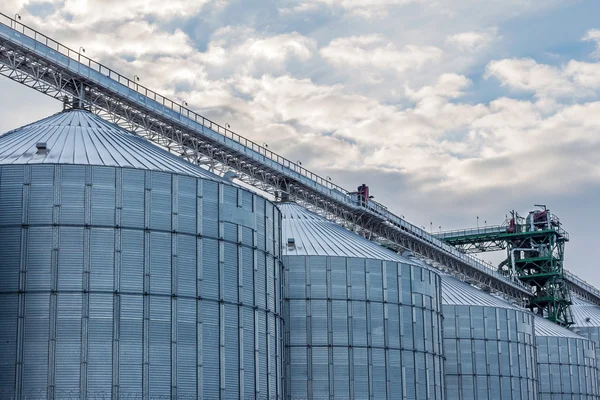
[[437, 213, 575, 326], [450, 238, 506, 254], [507, 228, 573, 326], [1, 16, 599, 306], [435, 223, 600, 306], [439, 227, 510, 254]]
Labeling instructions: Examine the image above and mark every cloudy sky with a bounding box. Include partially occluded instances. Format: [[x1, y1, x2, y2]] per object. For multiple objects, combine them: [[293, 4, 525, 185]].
[[1, 0, 600, 286]]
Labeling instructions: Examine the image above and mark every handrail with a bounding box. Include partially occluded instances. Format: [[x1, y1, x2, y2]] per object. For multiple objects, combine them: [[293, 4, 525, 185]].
[[564, 270, 600, 299], [436, 224, 569, 242], [435, 225, 507, 238]]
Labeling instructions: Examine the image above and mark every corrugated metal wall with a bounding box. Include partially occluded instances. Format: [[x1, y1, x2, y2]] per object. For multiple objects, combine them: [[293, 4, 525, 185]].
[[443, 305, 538, 400], [575, 326, 600, 387], [283, 256, 445, 400], [537, 335, 599, 399], [571, 300, 600, 394], [0, 164, 283, 399]]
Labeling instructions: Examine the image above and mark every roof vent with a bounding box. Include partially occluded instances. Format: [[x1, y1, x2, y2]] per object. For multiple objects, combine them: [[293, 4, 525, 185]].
[[223, 171, 238, 182], [36, 142, 48, 154], [287, 238, 296, 250], [586, 317, 591, 322], [402, 250, 414, 258]]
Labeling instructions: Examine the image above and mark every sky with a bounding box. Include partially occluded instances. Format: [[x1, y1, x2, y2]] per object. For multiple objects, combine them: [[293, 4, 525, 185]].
[[1, 0, 600, 286]]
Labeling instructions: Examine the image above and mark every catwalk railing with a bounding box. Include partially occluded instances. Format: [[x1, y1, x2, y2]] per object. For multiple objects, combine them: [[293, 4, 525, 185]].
[[1, 12, 599, 304], [435, 225, 507, 240]]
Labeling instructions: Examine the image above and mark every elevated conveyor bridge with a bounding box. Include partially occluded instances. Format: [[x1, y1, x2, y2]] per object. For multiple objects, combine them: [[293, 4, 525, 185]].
[[437, 209, 574, 326], [435, 225, 510, 253], [1, 13, 599, 306]]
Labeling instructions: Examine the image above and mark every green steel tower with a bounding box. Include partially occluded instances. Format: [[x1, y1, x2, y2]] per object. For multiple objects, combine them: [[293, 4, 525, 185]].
[[435, 206, 573, 327]]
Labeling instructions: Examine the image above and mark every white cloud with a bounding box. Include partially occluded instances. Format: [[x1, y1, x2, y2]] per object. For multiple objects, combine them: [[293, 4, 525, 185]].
[[234, 75, 390, 133], [485, 58, 600, 99], [0, 79, 61, 133], [583, 29, 600, 58], [61, 0, 220, 21], [321, 35, 442, 74], [456, 101, 600, 190], [278, 2, 321, 15], [7, 0, 226, 33], [485, 58, 574, 97], [85, 21, 195, 58], [201, 28, 316, 75], [446, 30, 497, 52], [216, 68, 600, 198], [280, 0, 568, 20], [405, 73, 472, 101], [282, 0, 418, 18], [3, 0, 29, 12], [564, 60, 600, 88]]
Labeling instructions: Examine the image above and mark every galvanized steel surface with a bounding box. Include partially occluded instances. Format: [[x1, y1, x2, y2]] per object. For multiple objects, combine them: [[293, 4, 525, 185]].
[[281, 204, 445, 400], [534, 313, 585, 339], [568, 297, 600, 396], [283, 255, 444, 400], [440, 273, 522, 309], [280, 202, 409, 262], [535, 315, 599, 399], [0, 109, 224, 181], [440, 275, 538, 400], [572, 296, 600, 327], [0, 112, 283, 399]]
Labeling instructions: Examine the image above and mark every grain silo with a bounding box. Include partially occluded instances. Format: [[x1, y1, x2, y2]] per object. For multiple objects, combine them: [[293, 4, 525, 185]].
[[535, 302, 600, 399], [0, 110, 283, 399], [571, 296, 600, 373], [438, 273, 539, 400], [279, 203, 445, 400]]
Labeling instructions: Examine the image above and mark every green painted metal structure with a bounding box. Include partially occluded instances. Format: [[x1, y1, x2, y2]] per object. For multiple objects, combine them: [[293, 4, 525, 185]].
[[435, 206, 573, 327]]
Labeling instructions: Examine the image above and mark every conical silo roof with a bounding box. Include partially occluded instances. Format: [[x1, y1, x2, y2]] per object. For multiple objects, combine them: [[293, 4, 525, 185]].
[[571, 296, 600, 327], [441, 279, 588, 339], [439, 273, 523, 309], [534, 314, 585, 338], [0, 109, 223, 181], [279, 202, 412, 262], [438, 269, 587, 339]]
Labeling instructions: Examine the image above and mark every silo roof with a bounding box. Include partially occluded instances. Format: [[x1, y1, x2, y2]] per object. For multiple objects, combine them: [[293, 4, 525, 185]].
[[441, 273, 585, 338], [534, 315, 584, 339], [279, 202, 413, 262], [570, 296, 600, 327], [0, 109, 224, 181], [440, 273, 522, 309]]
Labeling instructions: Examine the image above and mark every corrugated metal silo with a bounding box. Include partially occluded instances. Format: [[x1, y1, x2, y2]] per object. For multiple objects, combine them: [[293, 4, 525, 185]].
[[279, 203, 445, 400], [0, 110, 283, 399], [571, 296, 600, 374], [535, 309, 600, 399], [439, 273, 538, 400]]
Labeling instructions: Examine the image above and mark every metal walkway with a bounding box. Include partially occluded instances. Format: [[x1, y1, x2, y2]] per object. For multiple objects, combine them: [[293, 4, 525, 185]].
[[435, 225, 508, 240], [1, 13, 598, 304], [434, 225, 509, 253]]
